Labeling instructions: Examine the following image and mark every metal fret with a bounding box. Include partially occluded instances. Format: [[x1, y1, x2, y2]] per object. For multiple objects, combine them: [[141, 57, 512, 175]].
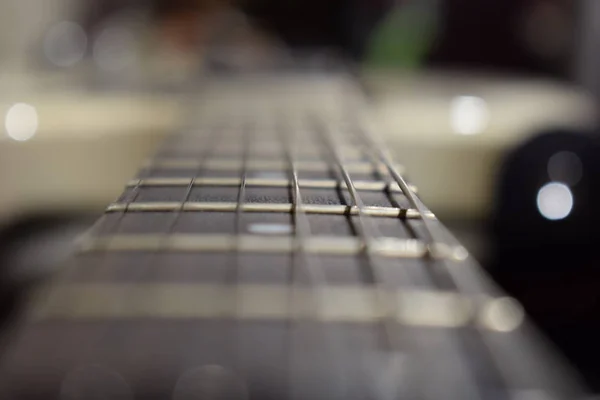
[[75, 234, 472, 260], [105, 202, 434, 219], [129, 119, 224, 282], [31, 283, 494, 329], [126, 177, 418, 193]]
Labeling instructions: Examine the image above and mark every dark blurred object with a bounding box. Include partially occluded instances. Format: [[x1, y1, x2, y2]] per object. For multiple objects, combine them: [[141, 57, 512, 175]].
[[75, 0, 577, 77], [493, 129, 600, 255], [78, 0, 394, 59], [240, 0, 393, 60], [428, 0, 575, 77], [242, 0, 576, 75], [491, 128, 600, 391], [0, 215, 92, 328]]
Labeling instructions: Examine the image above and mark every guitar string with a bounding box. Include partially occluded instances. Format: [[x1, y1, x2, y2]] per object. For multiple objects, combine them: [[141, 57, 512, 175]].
[[47, 125, 205, 363], [349, 108, 511, 398], [25, 109, 214, 370], [278, 112, 353, 399], [21, 128, 207, 389], [90, 84, 230, 373], [137, 116, 231, 369], [76, 116, 225, 367], [342, 110, 492, 398], [91, 113, 222, 270], [277, 111, 366, 398], [317, 119, 401, 352], [59, 124, 209, 361], [232, 116, 252, 372], [332, 117, 483, 399], [330, 115, 444, 398], [337, 82, 500, 395], [314, 116, 429, 399], [162, 127, 225, 241]]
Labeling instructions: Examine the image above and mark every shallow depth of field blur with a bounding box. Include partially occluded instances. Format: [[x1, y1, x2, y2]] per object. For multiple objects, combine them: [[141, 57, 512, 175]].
[[0, 0, 599, 392]]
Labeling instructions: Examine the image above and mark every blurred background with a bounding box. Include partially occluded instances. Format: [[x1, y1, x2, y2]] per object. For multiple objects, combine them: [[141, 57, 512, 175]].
[[1, 0, 600, 393]]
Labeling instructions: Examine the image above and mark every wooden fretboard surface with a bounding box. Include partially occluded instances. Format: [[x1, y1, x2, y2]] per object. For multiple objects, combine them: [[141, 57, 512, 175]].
[[0, 75, 587, 399]]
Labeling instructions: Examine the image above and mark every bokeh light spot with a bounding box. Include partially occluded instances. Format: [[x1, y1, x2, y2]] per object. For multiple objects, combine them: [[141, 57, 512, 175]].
[[536, 182, 573, 221], [5, 103, 38, 141], [43, 21, 87, 67], [450, 96, 490, 135]]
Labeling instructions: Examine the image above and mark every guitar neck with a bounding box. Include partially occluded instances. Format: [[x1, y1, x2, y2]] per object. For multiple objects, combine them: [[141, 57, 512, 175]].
[[0, 74, 587, 400]]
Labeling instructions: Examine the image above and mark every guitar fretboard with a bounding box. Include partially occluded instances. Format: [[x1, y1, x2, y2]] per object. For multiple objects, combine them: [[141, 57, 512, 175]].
[[0, 75, 586, 400]]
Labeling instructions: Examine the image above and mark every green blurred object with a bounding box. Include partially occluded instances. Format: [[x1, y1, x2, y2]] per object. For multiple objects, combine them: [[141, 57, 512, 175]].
[[366, 0, 440, 69]]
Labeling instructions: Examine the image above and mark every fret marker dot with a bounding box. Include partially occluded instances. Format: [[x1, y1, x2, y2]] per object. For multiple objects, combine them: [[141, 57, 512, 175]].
[[248, 223, 292, 235]]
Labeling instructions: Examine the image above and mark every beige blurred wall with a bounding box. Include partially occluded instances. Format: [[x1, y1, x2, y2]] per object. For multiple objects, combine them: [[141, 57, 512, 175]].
[[0, 90, 182, 222]]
